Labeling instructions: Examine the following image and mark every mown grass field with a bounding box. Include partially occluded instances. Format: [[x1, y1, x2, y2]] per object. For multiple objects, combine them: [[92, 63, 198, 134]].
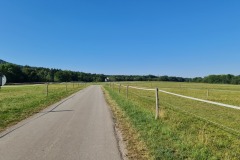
[[126, 81, 240, 106], [104, 81, 240, 159], [0, 83, 86, 132]]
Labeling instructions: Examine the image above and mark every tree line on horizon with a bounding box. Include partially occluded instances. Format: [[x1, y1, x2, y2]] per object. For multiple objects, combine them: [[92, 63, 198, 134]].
[[0, 61, 240, 84]]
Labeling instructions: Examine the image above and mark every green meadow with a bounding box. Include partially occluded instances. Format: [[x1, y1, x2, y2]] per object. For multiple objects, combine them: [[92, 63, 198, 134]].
[[126, 81, 240, 106], [104, 81, 240, 159], [0, 83, 86, 132]]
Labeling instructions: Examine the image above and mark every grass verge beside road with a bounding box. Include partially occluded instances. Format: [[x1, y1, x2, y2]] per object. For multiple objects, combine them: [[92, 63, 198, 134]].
[[102, 86, 152, 160], [0, 83, 87, 132]]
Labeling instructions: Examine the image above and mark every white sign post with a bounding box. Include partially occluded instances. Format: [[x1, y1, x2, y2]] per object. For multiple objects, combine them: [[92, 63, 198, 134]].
[[0, 75, 7, 89]]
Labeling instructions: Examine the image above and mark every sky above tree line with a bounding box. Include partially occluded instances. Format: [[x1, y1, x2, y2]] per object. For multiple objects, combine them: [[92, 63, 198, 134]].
[[1, 0, 240, 77]]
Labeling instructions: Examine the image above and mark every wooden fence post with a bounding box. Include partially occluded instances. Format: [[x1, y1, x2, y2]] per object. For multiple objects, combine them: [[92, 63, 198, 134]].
[[66, 83, 67, 91], [46, 83, 49, 96], [118, 84, 121, 93], [127, 85, 129, 98], [155, 88, 159, 120]]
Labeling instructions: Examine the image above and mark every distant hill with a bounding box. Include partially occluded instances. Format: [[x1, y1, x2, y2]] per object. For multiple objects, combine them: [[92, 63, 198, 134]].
[[0, 59, 8, 64]]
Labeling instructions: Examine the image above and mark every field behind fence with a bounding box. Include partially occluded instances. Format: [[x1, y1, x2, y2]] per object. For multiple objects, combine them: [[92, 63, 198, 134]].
[[129, 81, 240, 106], [110, 82, 240, 134], [105, 81, 240, 158]]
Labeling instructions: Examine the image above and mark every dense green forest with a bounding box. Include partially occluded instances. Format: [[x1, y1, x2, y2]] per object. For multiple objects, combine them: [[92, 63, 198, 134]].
[[0, 60, 105, 83], [109, 74, 240, 84], [0, 59, 240, 84]]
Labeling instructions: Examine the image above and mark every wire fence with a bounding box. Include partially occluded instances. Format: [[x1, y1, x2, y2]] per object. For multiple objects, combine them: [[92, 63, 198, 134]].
[[45, 82, 87, 96], [108, 82, 240, 136], [161, 100, 240, 136], [1, 82, 87, 97], [111, 83, 160, 119], [112, 83, 240, 110]]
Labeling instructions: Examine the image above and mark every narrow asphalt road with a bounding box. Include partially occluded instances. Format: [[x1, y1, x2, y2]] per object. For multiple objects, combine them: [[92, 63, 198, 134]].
[[0, 85, 122, 160]]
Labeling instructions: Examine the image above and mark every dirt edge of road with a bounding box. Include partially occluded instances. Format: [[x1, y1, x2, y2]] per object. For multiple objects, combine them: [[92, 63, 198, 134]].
[[102, 87, 152, 160]]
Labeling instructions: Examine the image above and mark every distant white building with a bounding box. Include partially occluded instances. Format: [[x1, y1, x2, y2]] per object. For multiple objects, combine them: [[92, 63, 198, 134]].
[[105, 77, 109, 82]]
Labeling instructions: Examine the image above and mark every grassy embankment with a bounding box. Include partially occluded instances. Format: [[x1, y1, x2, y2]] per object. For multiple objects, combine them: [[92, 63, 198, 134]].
[[0, 83, 87, 132], [104, 82, 240, 159]]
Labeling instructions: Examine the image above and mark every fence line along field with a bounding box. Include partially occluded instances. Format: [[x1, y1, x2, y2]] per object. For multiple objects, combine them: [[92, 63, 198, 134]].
[[125, 81, 240, 106], [105, 81, 240, 159], [0, 83, 87, 132]]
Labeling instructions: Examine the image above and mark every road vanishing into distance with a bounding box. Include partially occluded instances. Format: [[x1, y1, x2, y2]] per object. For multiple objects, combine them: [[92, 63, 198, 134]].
[[0, 86, 122, 160]]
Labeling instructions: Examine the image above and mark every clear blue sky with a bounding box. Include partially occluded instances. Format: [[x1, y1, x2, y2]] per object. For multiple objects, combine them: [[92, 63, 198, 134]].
[[1, 0, 240, 77]]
